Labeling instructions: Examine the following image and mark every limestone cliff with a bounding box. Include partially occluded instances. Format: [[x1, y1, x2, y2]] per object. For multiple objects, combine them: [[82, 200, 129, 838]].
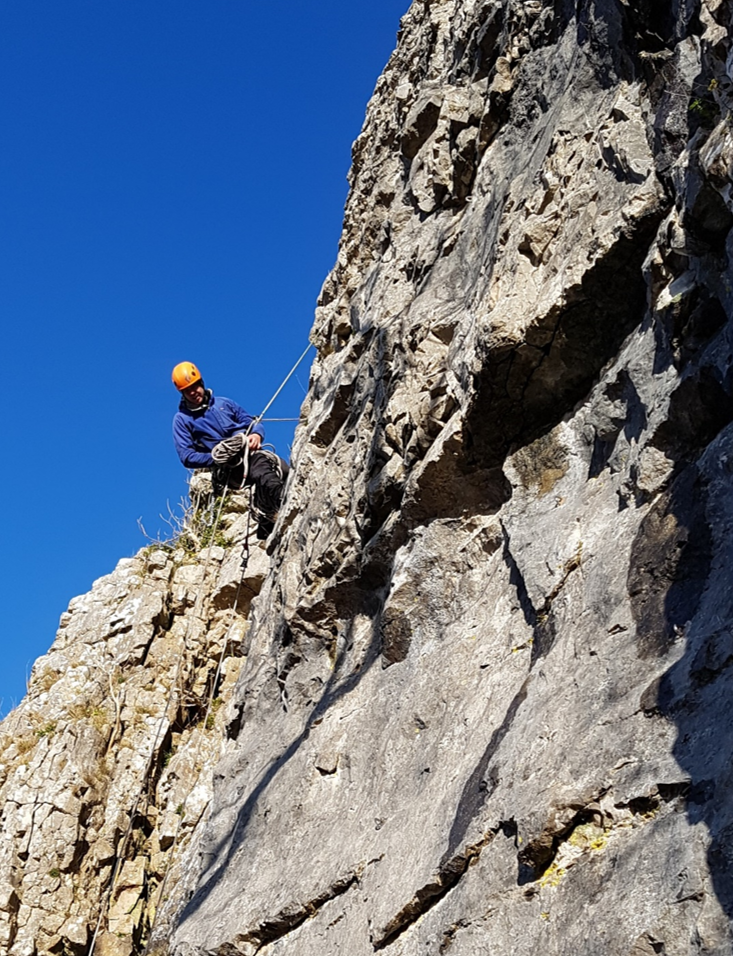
[[0, 482, 270, 955], [4, 0, 733, 954]]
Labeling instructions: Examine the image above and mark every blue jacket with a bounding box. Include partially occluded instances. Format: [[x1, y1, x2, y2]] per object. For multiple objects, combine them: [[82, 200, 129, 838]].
[[173, 392, 265, 469]]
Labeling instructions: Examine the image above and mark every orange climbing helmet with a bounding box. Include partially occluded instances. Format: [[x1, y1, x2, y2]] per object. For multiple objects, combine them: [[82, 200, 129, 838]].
[[172, 361, 202, 391]]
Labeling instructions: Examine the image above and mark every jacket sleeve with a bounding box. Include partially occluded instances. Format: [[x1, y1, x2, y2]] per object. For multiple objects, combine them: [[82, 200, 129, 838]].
[[228, 399, 265, 440], [173, 414, 213, 469]]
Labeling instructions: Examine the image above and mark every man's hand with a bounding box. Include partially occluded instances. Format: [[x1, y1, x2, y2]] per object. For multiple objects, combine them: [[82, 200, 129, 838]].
[[247, 432, 262, 451]]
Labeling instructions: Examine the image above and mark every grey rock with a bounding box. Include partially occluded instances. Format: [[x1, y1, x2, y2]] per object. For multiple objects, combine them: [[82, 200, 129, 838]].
[[0, 495, 266, 955], [6, 1, 733, 955], [166, 1, 733, 954]]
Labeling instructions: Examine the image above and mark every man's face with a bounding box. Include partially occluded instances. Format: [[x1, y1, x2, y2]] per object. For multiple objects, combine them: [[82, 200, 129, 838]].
[[182, 382, 205, 406]]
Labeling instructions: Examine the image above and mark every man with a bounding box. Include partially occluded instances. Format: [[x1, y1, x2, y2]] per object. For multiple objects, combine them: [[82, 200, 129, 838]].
[[171, 361, 288, 539]]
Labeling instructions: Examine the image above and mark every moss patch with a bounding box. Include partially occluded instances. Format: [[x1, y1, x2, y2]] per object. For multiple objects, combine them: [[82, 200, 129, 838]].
[[511, 429, 569, 497]]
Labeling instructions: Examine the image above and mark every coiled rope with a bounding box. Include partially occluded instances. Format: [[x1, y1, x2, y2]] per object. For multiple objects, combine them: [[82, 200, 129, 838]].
[[211, 432, 249, 465]]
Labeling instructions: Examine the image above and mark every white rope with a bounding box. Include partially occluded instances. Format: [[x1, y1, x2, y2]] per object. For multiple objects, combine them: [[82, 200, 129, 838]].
[[253, 342, 313, 427], [211, 433, 247, 464]]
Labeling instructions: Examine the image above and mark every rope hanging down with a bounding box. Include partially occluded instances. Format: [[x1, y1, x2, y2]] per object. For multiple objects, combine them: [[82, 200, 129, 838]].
[[144, 494, 255, 950], [86, 342, 314, 956], [87, 487, 230, 956]]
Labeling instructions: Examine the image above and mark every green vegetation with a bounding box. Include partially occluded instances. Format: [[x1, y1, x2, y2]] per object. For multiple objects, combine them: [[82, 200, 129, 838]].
[[34, 721, 57, 739], [142, 542, 175, 558], [689, 79, 721, 128], [689, 97, 718, 126], [67, 701, 103, 721], [205, 697, 224, 730], [32, 669, 61, 694], [140, 486, 236, 557]]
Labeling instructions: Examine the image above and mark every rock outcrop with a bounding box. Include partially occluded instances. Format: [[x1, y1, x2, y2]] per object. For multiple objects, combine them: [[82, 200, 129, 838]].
[[5, 0, 733, 954], [0, 484, 270, 955]]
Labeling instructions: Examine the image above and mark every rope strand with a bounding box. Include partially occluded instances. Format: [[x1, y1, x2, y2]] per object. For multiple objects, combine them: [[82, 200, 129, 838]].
[[253, 342, 313, 427]]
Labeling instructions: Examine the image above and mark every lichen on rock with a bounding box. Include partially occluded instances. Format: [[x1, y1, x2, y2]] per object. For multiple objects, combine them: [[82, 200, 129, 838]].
[[0, 487, 269, 955]]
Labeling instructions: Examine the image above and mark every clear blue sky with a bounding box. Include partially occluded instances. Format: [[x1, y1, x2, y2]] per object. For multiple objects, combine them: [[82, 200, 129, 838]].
[[0, 1, 409, 717]]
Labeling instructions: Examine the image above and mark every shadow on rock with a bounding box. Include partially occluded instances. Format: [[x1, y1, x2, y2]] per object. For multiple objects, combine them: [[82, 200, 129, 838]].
[[629, 435, 733, 926], [177, 607, 384, 927]]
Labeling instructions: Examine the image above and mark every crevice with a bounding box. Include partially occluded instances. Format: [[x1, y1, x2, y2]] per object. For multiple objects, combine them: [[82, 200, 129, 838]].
[[530, 542, 582, 666], [501, 523, 582, 666], [276, 652, 302, 714], [439, 917, 474, 954], [618, 781, 690, 816], [443, 681, 529, 861], [372, 831, 496, 951], [628, 463, 712, 660], [517, 795, 607, 884], [519, 783, 691, 886], [500, 523, 537, 630], [465, 211, 665, 471], [226, 870, 360, 954]]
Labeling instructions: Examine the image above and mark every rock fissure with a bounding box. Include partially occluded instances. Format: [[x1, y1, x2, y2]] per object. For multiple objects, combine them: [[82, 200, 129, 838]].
[[372, 831, 497, 951], [223, 870, 362, 956], [519, 782, 693, 888]]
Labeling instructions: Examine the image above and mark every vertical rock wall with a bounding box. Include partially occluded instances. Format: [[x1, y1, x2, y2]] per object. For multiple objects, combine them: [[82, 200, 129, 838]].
[[167, 1, 733, 954]]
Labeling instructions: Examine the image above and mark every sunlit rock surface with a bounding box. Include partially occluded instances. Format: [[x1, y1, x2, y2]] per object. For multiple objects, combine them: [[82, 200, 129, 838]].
[[0, 489, 269, 956], [170, 1, 733, 953], [4, 0, 733, 954]]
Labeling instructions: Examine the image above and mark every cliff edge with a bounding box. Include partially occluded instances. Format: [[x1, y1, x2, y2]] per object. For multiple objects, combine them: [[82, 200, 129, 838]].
[[172, 1, 733, 953]]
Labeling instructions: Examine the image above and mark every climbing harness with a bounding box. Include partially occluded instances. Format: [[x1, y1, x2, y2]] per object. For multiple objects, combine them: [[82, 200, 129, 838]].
[[86, 344, 314, 956]]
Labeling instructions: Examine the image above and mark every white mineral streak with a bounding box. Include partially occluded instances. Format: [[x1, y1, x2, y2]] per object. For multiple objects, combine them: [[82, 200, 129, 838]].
[[6, 0, 733, 954]]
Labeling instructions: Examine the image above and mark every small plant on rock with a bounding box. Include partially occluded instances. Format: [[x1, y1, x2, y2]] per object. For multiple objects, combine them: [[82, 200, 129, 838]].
[[138, 478, 234, 556], [34, 721, 57, 739]]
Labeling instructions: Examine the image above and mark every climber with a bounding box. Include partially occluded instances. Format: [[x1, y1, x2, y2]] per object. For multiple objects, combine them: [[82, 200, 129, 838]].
[[171, 361, 289, 539]]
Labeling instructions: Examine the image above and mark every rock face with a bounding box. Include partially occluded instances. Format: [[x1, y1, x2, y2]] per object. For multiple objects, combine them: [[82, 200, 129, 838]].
[[169, 1, 733, 954], [0, 485, 270, 955], [4, 0, 733, 954]]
